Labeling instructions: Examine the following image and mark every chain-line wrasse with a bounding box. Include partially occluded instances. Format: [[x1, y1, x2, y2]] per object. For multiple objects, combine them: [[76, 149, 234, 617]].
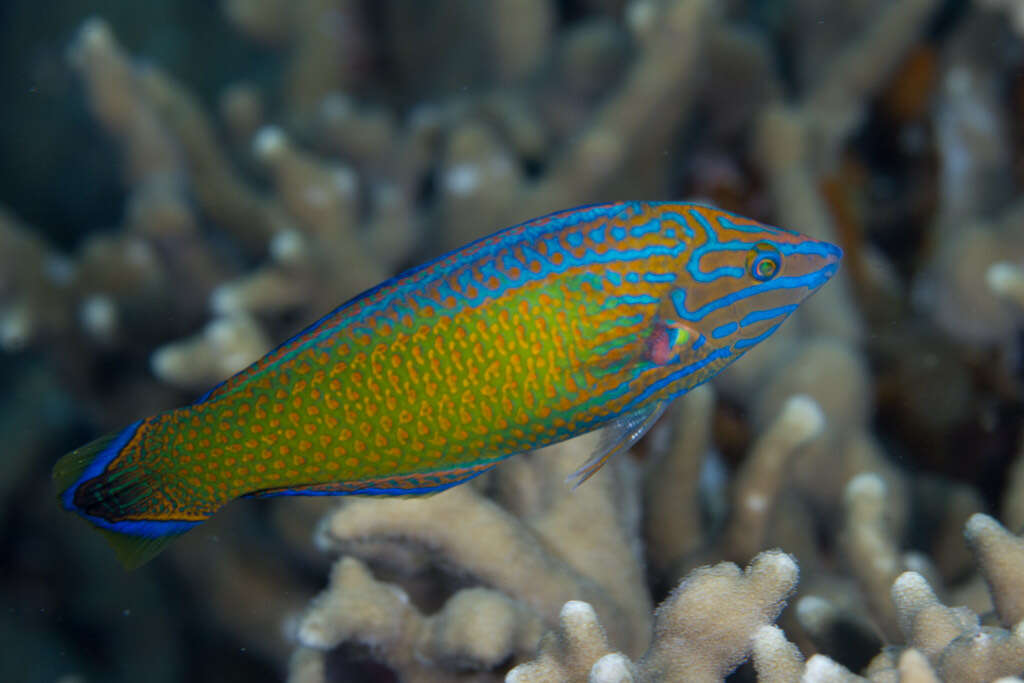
[[54, 201, 842, 568]]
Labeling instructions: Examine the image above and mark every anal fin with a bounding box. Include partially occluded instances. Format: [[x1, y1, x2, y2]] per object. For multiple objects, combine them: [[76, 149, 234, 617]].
[[97, 528, 182, 570], [566, 400, 669, 489], [249, 462, 499, 498]]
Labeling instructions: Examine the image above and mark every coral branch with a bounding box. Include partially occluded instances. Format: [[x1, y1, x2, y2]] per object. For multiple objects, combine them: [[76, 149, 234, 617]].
[[509, 550, 799, 683], [963, 514, 1024, 628], [314, 444, 651, 657]]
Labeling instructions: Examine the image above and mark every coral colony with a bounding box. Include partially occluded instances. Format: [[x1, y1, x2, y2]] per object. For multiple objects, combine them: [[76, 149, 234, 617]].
[[1, 0, 1023, 681]]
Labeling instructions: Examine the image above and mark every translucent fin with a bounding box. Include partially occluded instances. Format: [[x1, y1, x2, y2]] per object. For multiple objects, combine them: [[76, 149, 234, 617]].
[[52, 432, 120, 494], [96, 529, 182, 570], [566, 401, 669, 489], [53, 422, 201, 570], [247, 481, 362, 497], [249, 463, 498, 498]]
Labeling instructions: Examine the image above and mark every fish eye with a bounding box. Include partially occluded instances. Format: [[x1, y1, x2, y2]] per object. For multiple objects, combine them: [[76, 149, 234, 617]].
[[747, 242, 781, 282]]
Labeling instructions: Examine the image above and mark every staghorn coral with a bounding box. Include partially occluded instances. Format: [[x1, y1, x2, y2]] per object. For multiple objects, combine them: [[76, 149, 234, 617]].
[[223, 0, 372, 121], [916, 200, 1024, 349], [1003, 436, 1024, 534], [743, 486, 1024, 683], [281, 384, 826, 679], [293, 556, 544, 681], [507, 512, 1024, 682], [508, 550, 799, 682], [0, 208, 76, 351], [288, 390, 1020, 680], [150, 313, 271, 389], [752, 518, 1024, 683], [290, 434, 653, 675]]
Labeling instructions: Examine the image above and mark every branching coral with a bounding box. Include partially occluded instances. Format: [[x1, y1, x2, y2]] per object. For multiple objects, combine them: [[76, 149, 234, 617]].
[[223, 0, 372, 121], [508, 550, 799, 682], [508, 511, 1024, 682], [290, 386, 1010, 680], [916, 200, 1024, 348], [0, 208, 75, 351], [745, 488, 1024, 683], [752, 517, 1024, 683], [293, 556, 544, 681], [297, 436, 652, 659], [3, 1, 1023, 681]]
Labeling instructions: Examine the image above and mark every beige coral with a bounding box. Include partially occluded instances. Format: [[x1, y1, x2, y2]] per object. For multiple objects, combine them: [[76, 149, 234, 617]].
[[516, 0, 712, 221], [508, 550, 800, 683], [151, 313, 271, 389], [720, 394, 825, 563], [293, 556, 544, 681], [0, 208, 75, 350], [919, 206, 1024, 346], [745, 542, 1024, 682], [841, 473, 908, 642], [643, 385, 715, 577], [286, 435, 652, 681], [223, 0, 371, 119], [8, 2, 1023, 681], [753, 505, 1024, 683], [963, 514, 1024, 627], [986, 262, 1024, 311], [311, 435, 652, 657]]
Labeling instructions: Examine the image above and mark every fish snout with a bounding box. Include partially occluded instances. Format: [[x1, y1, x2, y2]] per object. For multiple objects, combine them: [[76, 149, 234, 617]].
[[813, 239, 843, 281], [821, 240, 843, 264]]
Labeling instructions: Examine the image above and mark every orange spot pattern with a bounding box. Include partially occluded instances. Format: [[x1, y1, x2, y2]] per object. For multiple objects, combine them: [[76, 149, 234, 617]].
[[98, 202, 809, 523]]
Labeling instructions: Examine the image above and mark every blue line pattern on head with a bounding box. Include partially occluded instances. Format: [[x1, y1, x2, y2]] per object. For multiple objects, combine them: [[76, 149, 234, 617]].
[[734, 322, 784, 350], [740, 304, 799, 327], [670, 268, 836, 323], [712, 322, 738, 339]]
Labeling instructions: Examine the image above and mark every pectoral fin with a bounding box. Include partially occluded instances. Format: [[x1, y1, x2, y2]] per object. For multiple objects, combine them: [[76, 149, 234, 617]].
[[566, 400, 669, 489]]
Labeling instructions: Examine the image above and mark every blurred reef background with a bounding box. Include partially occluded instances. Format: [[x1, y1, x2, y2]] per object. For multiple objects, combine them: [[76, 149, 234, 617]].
[[1, 0, 1024, 681]]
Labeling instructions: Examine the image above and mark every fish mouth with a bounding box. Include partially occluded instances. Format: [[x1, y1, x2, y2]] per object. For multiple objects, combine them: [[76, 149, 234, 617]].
[[817, 240, 843, 280], [822, 241, 844, 262]]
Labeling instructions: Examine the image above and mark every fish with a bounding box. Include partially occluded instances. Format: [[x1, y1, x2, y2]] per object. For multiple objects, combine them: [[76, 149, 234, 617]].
[[54, 201, 842, 568]]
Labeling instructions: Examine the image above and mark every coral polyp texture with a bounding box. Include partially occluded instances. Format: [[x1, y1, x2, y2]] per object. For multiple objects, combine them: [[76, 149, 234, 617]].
[[1, 1, 1023, 682]]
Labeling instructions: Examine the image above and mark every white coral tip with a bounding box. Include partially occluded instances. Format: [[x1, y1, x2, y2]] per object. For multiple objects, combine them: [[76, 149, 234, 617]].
[[443, 163, 482, 196], [758, 550, 800, 586], [590, 653, 634, 682], [253, 125, 286, 160], [891, 571, 935, 612], [150, 345, 183, 380], [210, 284, 241, 315], [780, 394, 826, 440], [802, 654, 847, 682], [0, 307, 31, 351], [296, 612, 332, 649], [795, 595, 831, 629], [269, 229, 307, 265], [965, 512, 1000, 540], [80, 294, 118, 340], [751, 624, 789, 656], [77, 17, 114, 50], [986, 262, 1023, 297], [846, 472, 886, 500], [561, 600, 598, 622]]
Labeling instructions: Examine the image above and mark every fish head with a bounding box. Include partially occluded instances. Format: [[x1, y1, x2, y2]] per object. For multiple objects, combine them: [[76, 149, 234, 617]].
[[642, 204, 841, 389]]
